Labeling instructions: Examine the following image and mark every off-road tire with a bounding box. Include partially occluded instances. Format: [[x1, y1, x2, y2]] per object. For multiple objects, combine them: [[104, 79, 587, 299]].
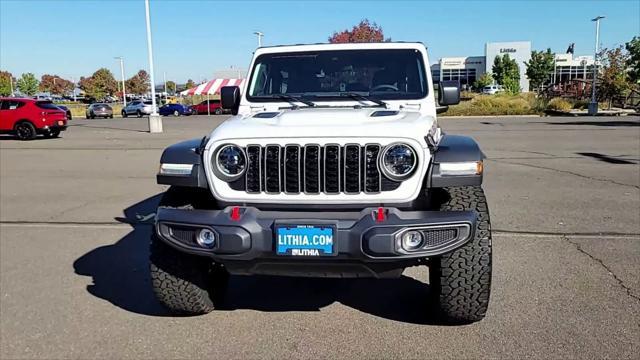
[[149, 186, 226, 315], [429, 186, 492, 324]]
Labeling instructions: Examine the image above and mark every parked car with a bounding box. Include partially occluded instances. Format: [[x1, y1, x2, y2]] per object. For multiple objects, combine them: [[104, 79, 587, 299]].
[[151, 42, 491, 324], [191, 99, 224, 115], [482, 85, 503, 95], [159, 103, 193, 116], [0, 98, 67, 140], [56, 105, 73, 120], [121, 100, 153, 118], [86, 103, 113, 119]]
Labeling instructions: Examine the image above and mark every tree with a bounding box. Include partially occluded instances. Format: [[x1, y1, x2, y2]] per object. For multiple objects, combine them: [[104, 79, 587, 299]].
[[598, 45, 631, 109], [184, 79, 195, 90], [625, 36, 640, 85], [473, 73, 493, 90], [125, 70, 150, 95], [39, 74, 74, 95], [492, 54, 519, 86], [166, 80, 176, 94], [16, 73, 39, 96], [329, 19, 389, 43], [525, 48, 555, 91], [79, 68, 118, 100], [0, 71, 14, 96]]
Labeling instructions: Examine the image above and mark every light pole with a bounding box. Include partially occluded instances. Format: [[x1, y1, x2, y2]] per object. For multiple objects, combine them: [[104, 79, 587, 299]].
[[144, 0, 162, 133], [589, 15, 605, 115], [71, 76, 77, 102], [114, 56, 127, 107], [253, 31, 264, 47]]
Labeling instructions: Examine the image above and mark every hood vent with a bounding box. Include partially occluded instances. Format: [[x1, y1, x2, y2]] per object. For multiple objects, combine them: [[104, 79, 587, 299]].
[[370, 110, 399, 117], [253, 112, 280, 118]]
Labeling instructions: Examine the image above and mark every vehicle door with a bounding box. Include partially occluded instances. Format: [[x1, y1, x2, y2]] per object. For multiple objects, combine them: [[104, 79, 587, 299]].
[[0, 100, 26, 131]]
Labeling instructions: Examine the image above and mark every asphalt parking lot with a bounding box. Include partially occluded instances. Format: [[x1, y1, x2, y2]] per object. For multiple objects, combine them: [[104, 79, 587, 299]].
[[1, 114, 639, 359]]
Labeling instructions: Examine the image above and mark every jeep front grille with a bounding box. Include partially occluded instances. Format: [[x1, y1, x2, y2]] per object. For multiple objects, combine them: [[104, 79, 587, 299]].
[[241, 144, 401, 195]]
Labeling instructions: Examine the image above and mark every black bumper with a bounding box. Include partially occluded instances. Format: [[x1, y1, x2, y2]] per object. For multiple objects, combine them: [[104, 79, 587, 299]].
[[155, 207, 476, 278]]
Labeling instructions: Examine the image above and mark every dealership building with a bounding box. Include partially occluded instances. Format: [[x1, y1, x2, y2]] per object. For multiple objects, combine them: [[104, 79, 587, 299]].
[[431, 41, 595, 92]]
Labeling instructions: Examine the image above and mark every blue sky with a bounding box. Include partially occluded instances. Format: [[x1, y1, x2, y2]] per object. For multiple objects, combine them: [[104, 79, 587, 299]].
[[1, 0, 638, 84]]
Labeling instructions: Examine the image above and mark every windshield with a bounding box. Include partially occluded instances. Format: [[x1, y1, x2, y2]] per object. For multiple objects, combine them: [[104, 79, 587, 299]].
[[247, 49, 428, 102]]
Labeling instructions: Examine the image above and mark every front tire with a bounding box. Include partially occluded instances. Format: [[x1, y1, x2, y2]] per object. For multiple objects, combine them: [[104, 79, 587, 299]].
[[429, 186, 492, 323], [173, 110, 180, 116], [150, 187, 227, 315], [214, 108, 222, 115], [137, 110, 143, 118], [122, 110, 128, 118]]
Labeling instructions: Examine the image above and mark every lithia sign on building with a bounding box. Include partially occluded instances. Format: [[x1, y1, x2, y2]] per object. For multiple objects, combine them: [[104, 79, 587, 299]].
[[499, 48, 517, 53]]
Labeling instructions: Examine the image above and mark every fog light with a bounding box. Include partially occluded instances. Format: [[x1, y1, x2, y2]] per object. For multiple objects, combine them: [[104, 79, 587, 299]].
[[196, 229, 216, 248], [401, 230, 424, 251]]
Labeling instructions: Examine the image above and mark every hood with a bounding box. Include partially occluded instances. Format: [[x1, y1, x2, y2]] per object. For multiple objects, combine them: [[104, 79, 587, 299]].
[[209, 107, 434, 142]]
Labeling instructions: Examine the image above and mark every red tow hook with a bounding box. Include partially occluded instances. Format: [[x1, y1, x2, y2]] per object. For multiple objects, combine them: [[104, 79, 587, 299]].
[[375, 207, 386, 222], [230, 206, 242, 221]]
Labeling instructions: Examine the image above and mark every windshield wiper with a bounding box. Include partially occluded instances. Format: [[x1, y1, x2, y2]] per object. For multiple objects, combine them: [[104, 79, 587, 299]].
[[274, 94, 316, 108], [340, 92, 388, 108]]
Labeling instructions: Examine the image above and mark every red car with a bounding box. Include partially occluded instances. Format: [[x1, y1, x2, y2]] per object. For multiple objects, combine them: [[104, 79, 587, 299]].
[[0, 97, 68, 140], [191, 99, 224, 115]]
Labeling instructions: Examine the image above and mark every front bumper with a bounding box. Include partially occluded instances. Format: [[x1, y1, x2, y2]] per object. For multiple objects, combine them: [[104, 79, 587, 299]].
[[155, 207, 476, 278]]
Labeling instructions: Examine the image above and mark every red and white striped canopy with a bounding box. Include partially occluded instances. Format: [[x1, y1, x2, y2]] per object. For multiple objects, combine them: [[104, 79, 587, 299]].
[[180, 78, 246, 96]]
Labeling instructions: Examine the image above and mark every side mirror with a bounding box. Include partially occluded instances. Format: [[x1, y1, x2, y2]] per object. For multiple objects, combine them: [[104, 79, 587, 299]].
[[221, 86, 240, 115], [438, 80, 460, 106]]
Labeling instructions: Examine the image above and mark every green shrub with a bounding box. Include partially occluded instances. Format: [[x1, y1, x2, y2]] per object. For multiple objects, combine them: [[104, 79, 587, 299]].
[[442, 93, 540, 116], [547, 98, 573, 112]]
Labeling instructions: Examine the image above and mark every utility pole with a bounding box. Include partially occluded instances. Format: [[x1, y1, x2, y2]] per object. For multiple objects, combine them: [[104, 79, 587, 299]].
[[144, 0, 162, 133], [114, 56, 127, 107], [589, 16, 605, 115], [253, 31, 264, 47]]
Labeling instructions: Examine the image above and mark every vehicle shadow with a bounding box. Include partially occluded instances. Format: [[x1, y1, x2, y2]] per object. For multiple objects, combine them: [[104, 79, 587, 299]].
[[73, 194, 446, 325]]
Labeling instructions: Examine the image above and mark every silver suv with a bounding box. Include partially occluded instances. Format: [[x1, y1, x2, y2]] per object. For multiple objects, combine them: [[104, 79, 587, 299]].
[[121, 100, 153, 118]]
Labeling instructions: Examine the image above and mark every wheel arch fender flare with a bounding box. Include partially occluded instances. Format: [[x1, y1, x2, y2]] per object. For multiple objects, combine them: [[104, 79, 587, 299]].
[[156, 137, 209, 188], [428, 134, 485, 188]]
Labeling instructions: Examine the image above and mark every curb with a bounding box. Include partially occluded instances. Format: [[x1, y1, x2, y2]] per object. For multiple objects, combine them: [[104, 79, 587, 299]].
[[439, 115, 541, 119]]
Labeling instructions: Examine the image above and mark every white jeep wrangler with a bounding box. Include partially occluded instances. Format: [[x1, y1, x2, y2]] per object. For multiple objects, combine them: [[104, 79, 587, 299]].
[[152, 42, 491, 323]]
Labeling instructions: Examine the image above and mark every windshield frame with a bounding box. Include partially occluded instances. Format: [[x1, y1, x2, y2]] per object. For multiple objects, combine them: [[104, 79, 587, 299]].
[[245, 48, 429, 104]]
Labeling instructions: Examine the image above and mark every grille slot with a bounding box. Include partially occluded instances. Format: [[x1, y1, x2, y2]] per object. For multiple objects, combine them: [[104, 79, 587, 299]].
[[364, 144, 381, 193], [343, 145, 361, 194], [324, 145, 341, 194], [245, 145, 262, 193], [284, 145, 301, 193], [304, 145, 321, 193], [240, 144, 405, 194], [264, 145, 281, 193]]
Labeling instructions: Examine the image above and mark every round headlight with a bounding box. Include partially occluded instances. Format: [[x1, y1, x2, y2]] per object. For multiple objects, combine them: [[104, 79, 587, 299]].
[[380, 143, 417, 180], [214, 144, 246, 181]]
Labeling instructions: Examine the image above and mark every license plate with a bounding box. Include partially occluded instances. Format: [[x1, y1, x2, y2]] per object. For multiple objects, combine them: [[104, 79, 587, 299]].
[[275, 225, 335, 256]]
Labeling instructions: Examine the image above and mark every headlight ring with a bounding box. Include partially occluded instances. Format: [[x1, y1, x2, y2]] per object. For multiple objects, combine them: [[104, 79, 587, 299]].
[[213, 144, 247, 181], [379, 142, 417, 181]]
